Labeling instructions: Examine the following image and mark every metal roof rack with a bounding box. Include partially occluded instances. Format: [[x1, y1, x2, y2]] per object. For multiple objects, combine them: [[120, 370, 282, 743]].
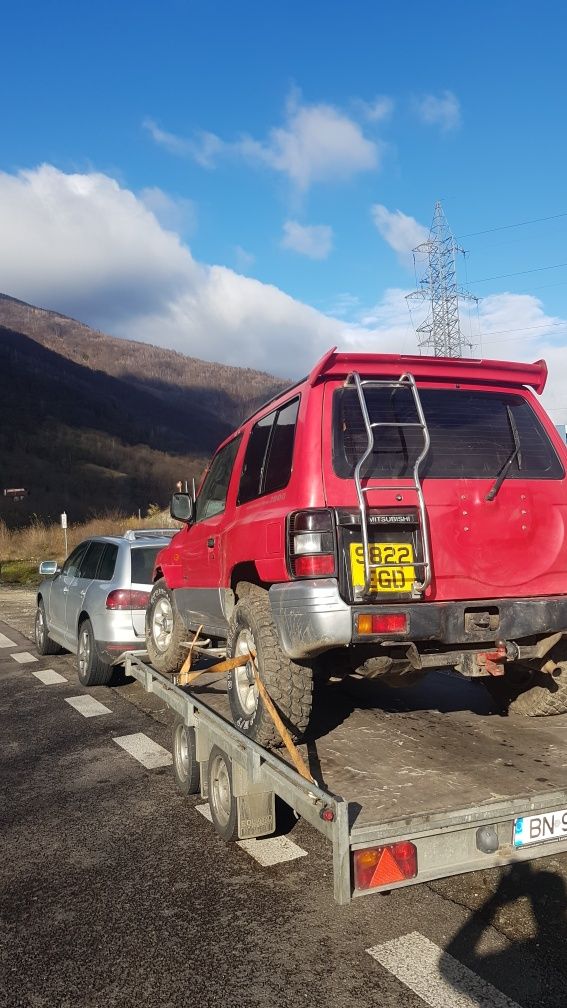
[[123, 528, 177, 541]]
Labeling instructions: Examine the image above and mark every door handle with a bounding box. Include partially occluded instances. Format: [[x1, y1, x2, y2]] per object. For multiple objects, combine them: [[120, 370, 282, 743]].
[[207, 537, 215, 548], [80, 590, 87, 598], [63, 587, 69, 594]]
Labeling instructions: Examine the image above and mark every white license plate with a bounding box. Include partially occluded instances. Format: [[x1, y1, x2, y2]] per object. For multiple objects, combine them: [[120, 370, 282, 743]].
[[513, 808, 567, 847]]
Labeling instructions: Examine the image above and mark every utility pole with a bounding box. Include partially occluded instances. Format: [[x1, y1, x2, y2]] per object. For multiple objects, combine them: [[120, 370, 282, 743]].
[[406, 201, 477, 357]]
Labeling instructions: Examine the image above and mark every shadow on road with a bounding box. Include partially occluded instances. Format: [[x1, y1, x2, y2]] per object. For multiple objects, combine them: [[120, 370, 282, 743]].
[[441, 861, 567, 1007]]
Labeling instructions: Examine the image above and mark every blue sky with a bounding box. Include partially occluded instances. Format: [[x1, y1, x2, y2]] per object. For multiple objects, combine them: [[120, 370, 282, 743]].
[[2, 0, 567, 416]]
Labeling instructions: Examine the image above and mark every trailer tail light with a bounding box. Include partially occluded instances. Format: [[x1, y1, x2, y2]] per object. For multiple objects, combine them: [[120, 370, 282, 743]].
[[357, 613, 407, 635], [354, 842, 417, 890], [106, 589, 150, 610], [288, 509, 336, 579]]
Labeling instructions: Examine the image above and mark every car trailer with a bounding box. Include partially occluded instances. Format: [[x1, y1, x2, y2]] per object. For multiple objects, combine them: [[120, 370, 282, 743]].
[[124, 653, 567, 905]]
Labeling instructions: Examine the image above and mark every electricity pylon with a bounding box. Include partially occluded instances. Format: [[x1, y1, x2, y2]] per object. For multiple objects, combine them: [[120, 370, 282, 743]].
[[406, 201, 477, 357]]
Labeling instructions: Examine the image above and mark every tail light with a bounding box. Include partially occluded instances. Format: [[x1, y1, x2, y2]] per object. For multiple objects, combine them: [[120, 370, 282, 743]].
[[288, 509, 336, 579], [354, 841, 417, 890], [357, 613, 408, 635], [106, 589, 150, 610]]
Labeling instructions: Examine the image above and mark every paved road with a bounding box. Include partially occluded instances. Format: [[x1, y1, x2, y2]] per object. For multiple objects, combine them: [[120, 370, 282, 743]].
[[2, 613, 567, 1008]]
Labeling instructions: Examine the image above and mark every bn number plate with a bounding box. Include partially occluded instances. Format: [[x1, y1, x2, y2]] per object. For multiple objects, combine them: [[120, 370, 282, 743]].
[[513, 808, 567, 847], [350, 542, 415, 593]]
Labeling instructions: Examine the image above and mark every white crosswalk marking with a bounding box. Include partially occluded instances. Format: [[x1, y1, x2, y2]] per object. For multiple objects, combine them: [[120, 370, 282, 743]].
[[367, 931, 522, 1008], [196, 804, 308, 865], [65, 695, 111, 717], [113, 733, 172, 769], [11, 652, 38, 664], [32, 669, 67, 685], [0, 632, 17, 648]]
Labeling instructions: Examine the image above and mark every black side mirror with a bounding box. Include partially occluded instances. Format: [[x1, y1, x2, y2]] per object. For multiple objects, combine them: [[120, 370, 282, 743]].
[[170, 492, 194, 523]]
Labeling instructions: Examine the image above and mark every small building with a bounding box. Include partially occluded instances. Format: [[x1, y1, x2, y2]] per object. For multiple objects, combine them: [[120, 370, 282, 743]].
[[3, 488, 28, 502]]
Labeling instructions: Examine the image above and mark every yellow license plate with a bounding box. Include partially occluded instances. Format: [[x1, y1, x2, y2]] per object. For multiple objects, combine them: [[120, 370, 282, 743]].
[[350, 542, 415, 593]]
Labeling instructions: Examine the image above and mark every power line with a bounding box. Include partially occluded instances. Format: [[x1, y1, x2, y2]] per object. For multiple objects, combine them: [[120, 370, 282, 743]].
[[459, 210, 567, 239], [471, 261, 567, 284]]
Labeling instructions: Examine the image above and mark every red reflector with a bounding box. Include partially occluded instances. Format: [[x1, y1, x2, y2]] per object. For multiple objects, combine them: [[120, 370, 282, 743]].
[[357, 613, 407, 634], [106, 589, 150, 610], [295, 554, 335, 577], [354, 841, 417, 890]]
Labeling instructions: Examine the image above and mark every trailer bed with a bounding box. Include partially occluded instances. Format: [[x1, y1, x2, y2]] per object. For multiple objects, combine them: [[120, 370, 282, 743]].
[[125, 655, 567, 903]]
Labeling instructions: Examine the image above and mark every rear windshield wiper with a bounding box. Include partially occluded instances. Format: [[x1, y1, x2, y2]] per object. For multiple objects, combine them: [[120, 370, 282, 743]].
[[485, 405, 522, 501]]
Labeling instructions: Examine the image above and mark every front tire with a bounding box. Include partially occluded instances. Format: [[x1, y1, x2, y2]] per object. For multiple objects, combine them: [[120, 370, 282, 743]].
[[145, 579, 187, 674], [77, 618, 113, 687], [226, 588, 313, 747], [35, 600, 64, 656]]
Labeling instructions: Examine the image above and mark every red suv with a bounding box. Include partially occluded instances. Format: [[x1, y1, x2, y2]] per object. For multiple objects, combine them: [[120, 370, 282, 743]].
[[147, 348, 567, 745]]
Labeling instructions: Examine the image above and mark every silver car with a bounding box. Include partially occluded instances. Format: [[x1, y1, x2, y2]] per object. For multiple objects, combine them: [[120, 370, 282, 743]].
[[35, 530, 175, 686]]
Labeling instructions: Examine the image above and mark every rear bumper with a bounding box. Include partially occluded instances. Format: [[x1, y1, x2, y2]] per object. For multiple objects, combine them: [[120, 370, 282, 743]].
[[268, 579, 567, 660]]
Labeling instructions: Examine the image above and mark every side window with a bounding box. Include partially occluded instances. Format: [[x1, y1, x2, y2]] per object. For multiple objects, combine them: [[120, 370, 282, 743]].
[[195, 436, 242, 523], [238, 412, 276, 505], [264, 398, 300, 495], [80, 541, 108, 580], [98, 544, 119, 582], [61, 542, 90, 578]]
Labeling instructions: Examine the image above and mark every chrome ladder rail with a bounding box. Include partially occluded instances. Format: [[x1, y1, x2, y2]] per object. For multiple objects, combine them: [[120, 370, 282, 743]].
[[345, 372, 432, 598]]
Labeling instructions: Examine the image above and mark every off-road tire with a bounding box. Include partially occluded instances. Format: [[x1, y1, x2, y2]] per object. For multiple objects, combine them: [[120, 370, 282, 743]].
[[77, 618, 113, 687], [484, 659, 567, 716], [226, 587, 313, 747], [146, 579, 187, 675], [172, 719, 200, 796], [35, 600, 64, 656]]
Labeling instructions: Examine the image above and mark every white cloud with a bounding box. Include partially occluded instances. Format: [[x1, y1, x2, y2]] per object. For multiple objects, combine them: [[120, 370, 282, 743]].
[[415, 90, 461, 131], [139, 186, 196, 234], [2, 164, 567, 416], [371, 204, 428, 264], [281, 220, 333, 260], [356, 95, 394, 122], [143, 118, 223, 168], [234, 245, 255, 271], [145, 92, 379, 192]]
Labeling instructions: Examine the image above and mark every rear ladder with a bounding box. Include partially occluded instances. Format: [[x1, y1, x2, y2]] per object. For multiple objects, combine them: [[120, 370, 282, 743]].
[[344, 371, 432, 598]]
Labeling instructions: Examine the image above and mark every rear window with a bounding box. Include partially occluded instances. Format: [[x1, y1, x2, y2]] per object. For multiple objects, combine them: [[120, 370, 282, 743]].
[[238, 397, 299, 505], [333, 387, 564, 481], [131, 546, 162, 584]]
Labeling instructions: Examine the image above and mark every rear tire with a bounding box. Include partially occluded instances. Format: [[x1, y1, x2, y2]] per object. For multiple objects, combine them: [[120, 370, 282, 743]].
[[485, 657, 567, 716], [207, 746, 238, 841], [77, 619, 113, 687], [226, 587, 313, 747], [146, 579, 187, 674], [172, 719, 200, 795], [35, 600, 64, 656]]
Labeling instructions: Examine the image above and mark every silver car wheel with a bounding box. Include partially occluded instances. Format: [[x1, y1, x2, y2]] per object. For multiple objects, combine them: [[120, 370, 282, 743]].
[[234, 629, 258, 716], [209, 753, 232, 828], [152, 597, 174, 653], [78, 627, 91, 677], [35, 607, 45, 649]]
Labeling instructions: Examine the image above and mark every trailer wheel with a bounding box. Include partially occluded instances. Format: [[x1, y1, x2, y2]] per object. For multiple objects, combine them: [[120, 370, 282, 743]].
[[146, 579, 187, 674], [484, 658, 567, 716], [207, 746, 238, 841], [226, 588, 313, 747], [172, 719, 200, 795]]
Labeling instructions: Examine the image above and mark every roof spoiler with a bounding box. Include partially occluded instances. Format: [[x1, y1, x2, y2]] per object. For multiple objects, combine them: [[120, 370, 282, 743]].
[[307, 348, 548, 395]]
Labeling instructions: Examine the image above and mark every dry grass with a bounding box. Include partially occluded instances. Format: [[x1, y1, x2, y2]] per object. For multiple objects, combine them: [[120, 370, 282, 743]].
[[0, 508, 179, 569]]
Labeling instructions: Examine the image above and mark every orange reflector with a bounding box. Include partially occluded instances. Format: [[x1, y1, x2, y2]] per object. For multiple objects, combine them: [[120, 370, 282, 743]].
[[354, 842, 417, 890]]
